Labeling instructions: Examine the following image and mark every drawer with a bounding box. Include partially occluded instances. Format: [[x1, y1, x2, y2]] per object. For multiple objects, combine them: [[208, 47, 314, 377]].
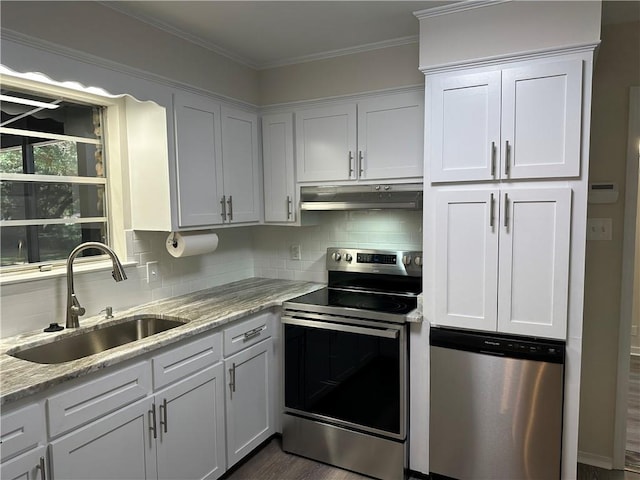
[[47, 361, 151, 438], [224, 312, 273, 357], [0, 402, 44, 462], [153, 332, 222, 390]]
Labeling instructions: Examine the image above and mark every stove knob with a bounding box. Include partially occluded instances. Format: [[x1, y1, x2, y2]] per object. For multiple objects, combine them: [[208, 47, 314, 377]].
[[414, 256, 423, 267], [331, 252, 341, 262], [344, 253, 353, 262], [402, 255, 412, 266]]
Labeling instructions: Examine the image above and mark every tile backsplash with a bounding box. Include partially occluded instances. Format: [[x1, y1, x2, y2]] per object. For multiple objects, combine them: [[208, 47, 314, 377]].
[[1, 210, 421, 338]]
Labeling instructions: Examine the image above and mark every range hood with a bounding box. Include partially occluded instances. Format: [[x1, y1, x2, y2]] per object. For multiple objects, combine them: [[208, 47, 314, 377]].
[[300, 184, 423, 211]]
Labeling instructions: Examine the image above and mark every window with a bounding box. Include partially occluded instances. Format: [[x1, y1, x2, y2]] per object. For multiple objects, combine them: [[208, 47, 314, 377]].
[[0, 87, 109, 268]]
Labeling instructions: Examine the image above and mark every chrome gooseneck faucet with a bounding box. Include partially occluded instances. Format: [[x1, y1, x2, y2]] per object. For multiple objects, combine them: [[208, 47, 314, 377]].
[[66, 242, 127, 328]]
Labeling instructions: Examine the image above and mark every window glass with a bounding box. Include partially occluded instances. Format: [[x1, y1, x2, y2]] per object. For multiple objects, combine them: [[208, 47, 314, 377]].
[[0, 87, 108, 268]]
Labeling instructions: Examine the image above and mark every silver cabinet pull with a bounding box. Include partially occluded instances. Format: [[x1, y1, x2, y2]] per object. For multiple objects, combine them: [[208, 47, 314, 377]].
[[229, 363, 236, 397], [243, 326, 263, 341], [149, 404, 157, 439], [286, 195, 292, 220], [37, 456, 46, 480], [490, 142, 496, 177], [159, 398, 168, 434], [227, 195, 233, 221], [358, 150, 364, 177], [220, 195, 227, 221], [504, 193, 509, 229], [504, 140, 511, 176], [490, 193, 495, 228], [348, 151, 354, 177]]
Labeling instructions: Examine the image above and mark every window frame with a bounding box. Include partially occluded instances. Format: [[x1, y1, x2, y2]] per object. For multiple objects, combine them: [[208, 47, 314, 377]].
[[0, 74, 128, 276]]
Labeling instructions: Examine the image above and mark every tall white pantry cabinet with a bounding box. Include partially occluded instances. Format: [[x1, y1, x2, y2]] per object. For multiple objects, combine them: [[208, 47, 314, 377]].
[[425, 49, 595, 341]]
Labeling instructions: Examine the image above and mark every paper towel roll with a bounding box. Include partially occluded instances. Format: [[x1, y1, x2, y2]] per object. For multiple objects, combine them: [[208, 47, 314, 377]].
[[166, 232, 219, 258]]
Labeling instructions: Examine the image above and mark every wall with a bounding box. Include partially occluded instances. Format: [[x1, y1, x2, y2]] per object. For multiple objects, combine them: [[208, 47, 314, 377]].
[[253, 211, 422, 282], [0, 1, 260, 104], [258, 43, 424, 105], [416, 1, 601, 69], [579, 19, 640, 463]]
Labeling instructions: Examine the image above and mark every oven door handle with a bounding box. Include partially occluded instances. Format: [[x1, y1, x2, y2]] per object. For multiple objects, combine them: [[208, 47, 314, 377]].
[[282, 316, 399, 339]]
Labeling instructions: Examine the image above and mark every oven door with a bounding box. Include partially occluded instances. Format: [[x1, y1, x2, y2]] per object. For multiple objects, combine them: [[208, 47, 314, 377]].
[[282, 312, 406, 440]]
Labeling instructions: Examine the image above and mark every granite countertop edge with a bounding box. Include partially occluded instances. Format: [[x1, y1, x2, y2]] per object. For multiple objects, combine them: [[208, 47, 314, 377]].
[[0, 277, 324, 407]]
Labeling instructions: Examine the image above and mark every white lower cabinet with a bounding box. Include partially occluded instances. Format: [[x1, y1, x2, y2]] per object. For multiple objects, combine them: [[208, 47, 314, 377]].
[[1, 446, 48, 480], [155, 364, 226, 480], [435, 187, 571, 339], [224, 338, 273, 468], [50, 398, 157, 480]]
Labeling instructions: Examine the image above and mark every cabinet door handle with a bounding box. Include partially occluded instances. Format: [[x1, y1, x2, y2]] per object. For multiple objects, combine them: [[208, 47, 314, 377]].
[[286, 195, 292, 220], [358, 150, 364, 177], [149, 404, 157, 439], [229, 363, 236, 397], [504, 140, 511, 176], [489, 193, 495, 228], [227, 195, 233, 221], [504, 193, 509, 229], [348, 151, 354, 177], [490, 142, 496, 177], [37, 456, 46, 480], [220, 195, 227, 221], [159, 398, 168, 434]]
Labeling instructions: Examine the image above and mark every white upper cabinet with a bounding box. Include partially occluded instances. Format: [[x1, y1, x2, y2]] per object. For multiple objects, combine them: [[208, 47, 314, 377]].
[[296, 90, 424, 183], [172, 93, 260, 228], [429, 59, 583, 183], [434, 187, 571, 339], [296, 104, 357, 182], [220, 107, 260, 224], [357, 92, 424, 181], [262, 113, 296, 223], [174, 91, 224, 228]]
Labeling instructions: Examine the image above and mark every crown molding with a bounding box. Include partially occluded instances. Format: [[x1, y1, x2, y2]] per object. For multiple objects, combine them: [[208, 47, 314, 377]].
[[414, 0, 511, 20]]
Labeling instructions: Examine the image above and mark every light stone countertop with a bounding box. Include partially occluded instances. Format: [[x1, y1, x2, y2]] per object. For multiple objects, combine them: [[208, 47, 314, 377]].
[[0, 277, 423, 407], [0, 277, 324, 406]]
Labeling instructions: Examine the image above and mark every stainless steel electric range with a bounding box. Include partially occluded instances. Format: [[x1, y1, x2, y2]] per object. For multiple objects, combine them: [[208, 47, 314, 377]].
[[281, 247, 422, 480]]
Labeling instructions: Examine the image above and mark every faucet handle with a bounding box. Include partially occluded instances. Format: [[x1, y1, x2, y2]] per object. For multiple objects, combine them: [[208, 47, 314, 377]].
[[70, 294, 85, 317]]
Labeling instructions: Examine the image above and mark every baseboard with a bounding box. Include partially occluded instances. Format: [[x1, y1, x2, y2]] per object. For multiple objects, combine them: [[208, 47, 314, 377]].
[[578, 451, 614, 469]]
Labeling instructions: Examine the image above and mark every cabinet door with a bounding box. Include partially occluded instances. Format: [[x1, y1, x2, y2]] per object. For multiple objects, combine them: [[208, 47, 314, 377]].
[[221, 107, 260, 223], [156, 364, 226, 480], [262, 113, 295, 223], [225, 338, 273, 468], [435, 189, 499, 331], [0, 446, 47, 480], [50, 398, 157, 480], [174, 92, 224, 227], [357, 91, 424, 181], [497, 188, 571, 339], [296, 104, 357, 182], [429, 70, 501, 182], [501, 60, 582, 179]]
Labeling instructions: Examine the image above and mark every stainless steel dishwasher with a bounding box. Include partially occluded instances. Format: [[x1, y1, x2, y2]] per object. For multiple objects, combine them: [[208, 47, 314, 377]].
[[429, 327, 565, 480]]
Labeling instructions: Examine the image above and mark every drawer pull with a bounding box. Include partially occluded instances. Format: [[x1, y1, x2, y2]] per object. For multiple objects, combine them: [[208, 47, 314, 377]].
[[243, 326, 263, 341]]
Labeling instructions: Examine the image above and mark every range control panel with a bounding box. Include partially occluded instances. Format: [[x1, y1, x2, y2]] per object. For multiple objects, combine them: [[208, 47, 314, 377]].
[[326, 247, 422, 276]]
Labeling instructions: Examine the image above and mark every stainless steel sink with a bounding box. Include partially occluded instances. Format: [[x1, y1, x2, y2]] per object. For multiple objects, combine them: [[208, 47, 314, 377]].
[[9, 317, 187, 364]]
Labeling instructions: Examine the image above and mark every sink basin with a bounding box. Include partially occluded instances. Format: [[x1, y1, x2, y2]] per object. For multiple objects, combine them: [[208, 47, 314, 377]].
[[9, 317, 187, 364]]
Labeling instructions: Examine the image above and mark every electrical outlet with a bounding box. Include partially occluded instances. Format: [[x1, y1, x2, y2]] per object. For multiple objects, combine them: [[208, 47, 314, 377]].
[[290, 244, 301, 260], [587, 218, 612, 241], [146, 261, 161, 286]]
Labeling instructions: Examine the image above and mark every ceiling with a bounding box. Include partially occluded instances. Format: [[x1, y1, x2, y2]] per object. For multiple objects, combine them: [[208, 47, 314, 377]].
[[102, 1, 638, 70]]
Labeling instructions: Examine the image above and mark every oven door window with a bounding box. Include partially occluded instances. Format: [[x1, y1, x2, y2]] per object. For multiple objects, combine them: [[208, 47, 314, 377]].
[[284, 322, 401, 436]]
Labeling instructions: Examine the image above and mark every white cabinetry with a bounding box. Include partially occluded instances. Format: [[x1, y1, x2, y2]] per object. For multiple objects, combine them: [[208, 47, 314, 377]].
[[429, 59, 582, 182], [434, 187, 571, 339], [0, 403, 47, 480], [223, 312, 275, 468], [296, 91, 423, 183], [262, 113, 296, 223], [173, 92, 260, 228]]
